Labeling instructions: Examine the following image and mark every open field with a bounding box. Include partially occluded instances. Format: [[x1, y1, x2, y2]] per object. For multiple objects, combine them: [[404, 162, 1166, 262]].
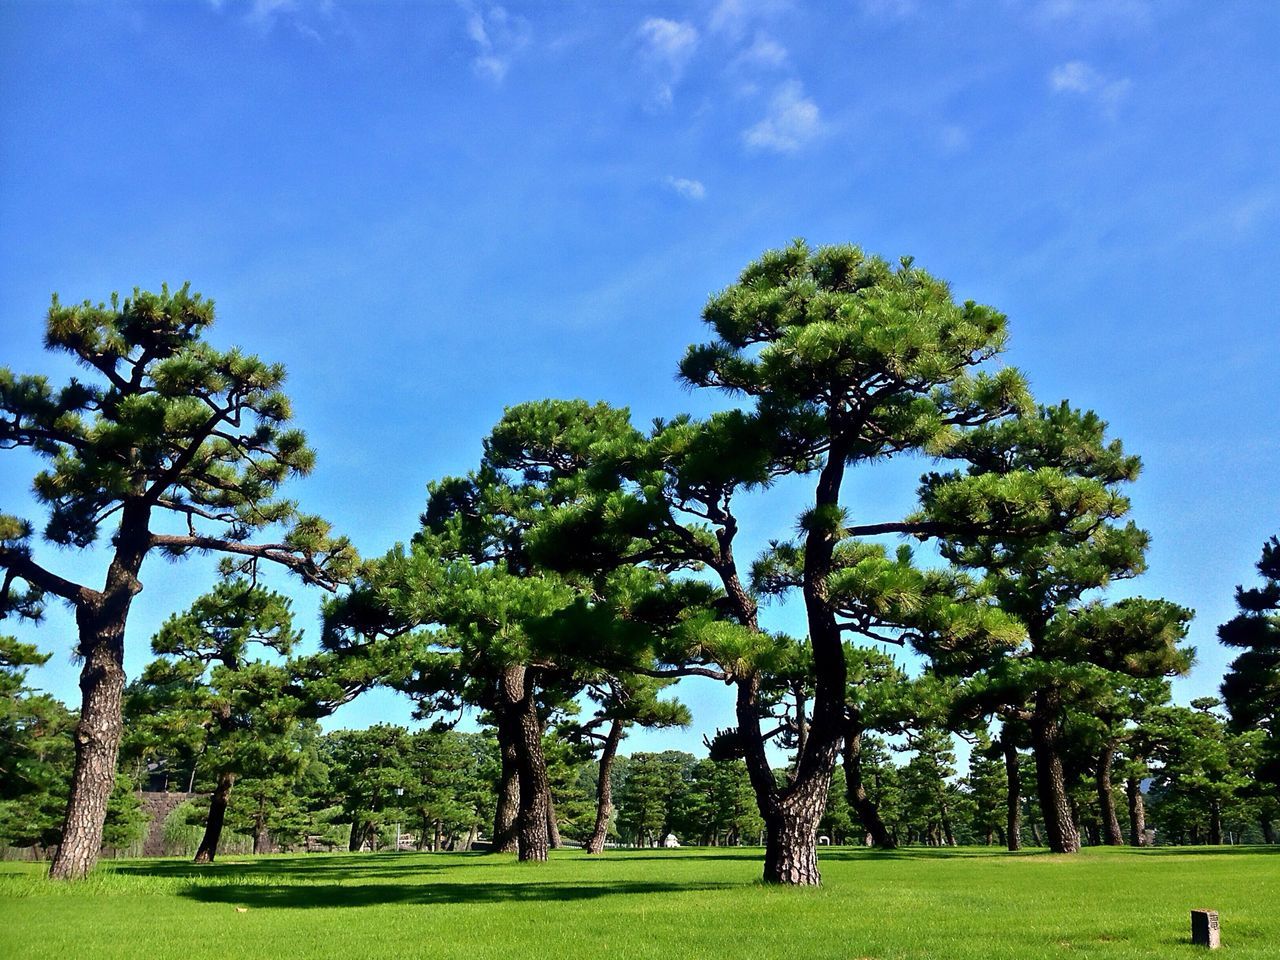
[[1, 846, 1276, 960]]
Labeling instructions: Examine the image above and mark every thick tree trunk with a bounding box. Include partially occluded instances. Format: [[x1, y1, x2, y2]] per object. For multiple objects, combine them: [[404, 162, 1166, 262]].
[[1031, 696, 1080, 854], [1260, 816, 1275, 844], [1126, 776, 1147, 847], [194, 770, 236, 864], [499, 665, 549, 862], [843, 729, 895, 849], [49, 511, 150, 881], [1003, 736, 1022, 852], [49, 604, 131, 880], [348, 818, 362, 852], [586, 719, 623, 855], [763, 799, 824, 886], [1208, 799, 1223, 845], [492, 723, 520, 853], [1096, 747, 1124, 845]]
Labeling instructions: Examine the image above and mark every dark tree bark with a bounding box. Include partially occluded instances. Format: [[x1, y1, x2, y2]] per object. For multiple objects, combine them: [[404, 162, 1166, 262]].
[[348, 818, 362, 851], [1096, 746, 1124, 845], [499, 665, 549, 862], [252, 818, 271, 855], [1002, 734, 1022, 852], [762, 789, 827, 886], [546, 791, 562, 850], [843, 729, 895, 849], [492, 719, 520, 853], [194, 769, 236, 863], [1126, 775, 1147, 847], [586, 719, 623, 855], [1208, 799, 1223, 845], [1031, 697, 1081, 853], [49, 522, 148, 881], [1260, 816, 1275, 845]]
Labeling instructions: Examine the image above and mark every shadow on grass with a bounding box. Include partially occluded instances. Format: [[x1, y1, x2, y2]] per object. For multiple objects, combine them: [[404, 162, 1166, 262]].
[[179, 879, 732, 910], [109, 853, 473, 883]]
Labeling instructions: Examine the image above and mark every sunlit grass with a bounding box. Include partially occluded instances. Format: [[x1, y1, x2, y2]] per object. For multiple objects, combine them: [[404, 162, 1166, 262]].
[[2, 846, 1276, 959]]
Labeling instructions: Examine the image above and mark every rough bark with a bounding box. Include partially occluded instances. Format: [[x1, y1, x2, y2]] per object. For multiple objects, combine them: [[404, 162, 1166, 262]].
[[492, 720, 520, 853], [1126, 775, 1147, 847], [49, 600, 132, 879], [348, 818, 362, 852], [1002, 735, 1022, 852], [499, 665, 549, 862], [1096, 747, 1124, 845], [586, 719, 623, 854], [194, 769, 236, 864], [842, 729, 895, 849], [1031, 697, 1081, 853], [762, 795, 825, 886]]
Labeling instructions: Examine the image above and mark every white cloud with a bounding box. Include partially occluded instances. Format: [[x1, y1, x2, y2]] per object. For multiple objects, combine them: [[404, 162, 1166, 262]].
[[664, 176, 707, 201], [1033, 0, 1152, 31], [855, 0, 917, 18], [709, 0, 791, 37], [637, 18, 699, 106], [743, 80, 822, 153], [208, 0, 344, 41], [1049, 60, 1132, 115], [736, 32, 788, 69], [466, 5, 531, 85]]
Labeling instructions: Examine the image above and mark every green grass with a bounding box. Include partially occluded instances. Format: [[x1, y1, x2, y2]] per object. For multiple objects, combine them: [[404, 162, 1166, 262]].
[[1, 846, 1276, 960]]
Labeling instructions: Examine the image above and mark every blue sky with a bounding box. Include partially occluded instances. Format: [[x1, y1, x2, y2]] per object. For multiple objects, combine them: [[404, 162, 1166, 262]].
[[2, 0, 1277, 759]]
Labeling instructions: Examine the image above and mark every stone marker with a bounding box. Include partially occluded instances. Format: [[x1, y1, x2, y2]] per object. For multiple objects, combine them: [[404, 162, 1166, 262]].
[[1191, 909, 1220, 949]]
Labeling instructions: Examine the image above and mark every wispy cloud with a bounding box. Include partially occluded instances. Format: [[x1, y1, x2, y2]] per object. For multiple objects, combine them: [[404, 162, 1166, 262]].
[[854, 0, 918, 18], [743, 80, 822, 153], [637, 18, 699, 107], [736, 32, 788, 69], [208, 0, 343, 41], [466, 5, 531, 84], [664, 176, 707, 201], [709, 0, 792, 38], [1033, 0, 1153, 32], [1049, 60, 1132, 116]]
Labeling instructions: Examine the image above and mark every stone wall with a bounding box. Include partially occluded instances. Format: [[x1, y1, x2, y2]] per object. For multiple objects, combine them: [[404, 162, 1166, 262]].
[[139, 791, 197, 857]]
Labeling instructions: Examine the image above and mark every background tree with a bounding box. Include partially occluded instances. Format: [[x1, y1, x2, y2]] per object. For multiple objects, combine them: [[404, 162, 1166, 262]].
[[0, 285, 355, 878], [1219, 535, 1280, 840], [128, 577, 300, 863], [919, 403, 1194, 852]]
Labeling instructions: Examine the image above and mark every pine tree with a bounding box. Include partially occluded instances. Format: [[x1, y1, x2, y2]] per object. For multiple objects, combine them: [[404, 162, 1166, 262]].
[[0, 286, 355, 878]]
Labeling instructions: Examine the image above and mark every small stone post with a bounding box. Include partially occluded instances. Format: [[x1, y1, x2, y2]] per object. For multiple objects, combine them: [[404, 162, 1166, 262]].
[[1190, 909, 1221, 949]]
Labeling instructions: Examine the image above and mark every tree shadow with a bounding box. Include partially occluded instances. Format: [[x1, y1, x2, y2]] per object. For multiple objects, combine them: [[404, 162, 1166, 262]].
[[179, 879, 732, 910], [109, 852, 476, 882]]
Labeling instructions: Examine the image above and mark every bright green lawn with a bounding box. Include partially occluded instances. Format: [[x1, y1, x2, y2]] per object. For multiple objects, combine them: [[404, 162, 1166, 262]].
[[1, 846, 1275, 960]]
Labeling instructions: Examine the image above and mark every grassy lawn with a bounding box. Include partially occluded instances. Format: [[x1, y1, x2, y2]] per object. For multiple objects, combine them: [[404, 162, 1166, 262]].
[[1, 846, 1275, 960]]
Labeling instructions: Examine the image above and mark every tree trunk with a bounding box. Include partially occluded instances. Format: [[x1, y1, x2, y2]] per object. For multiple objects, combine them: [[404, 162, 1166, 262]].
[[49, 602, 132, 880], [252, 818, 271, 856], [1126, 776, 1147, 847], [1260, 816, 1275, 845], [586, 719, 623, 854], [348, 818, 362, 852], [492, 717, 520, 854], [763, 800, 823, 886], [499, 665, 549, 862], [546, 791, 562, 849], [843, 729, 895, 849], [1002, 735, 1022, 851], [1096, 747, 1124, 845], [194, 769, 236, 864], [1031, 700, 1080, 854], [1208, 799, 1223, 845]]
